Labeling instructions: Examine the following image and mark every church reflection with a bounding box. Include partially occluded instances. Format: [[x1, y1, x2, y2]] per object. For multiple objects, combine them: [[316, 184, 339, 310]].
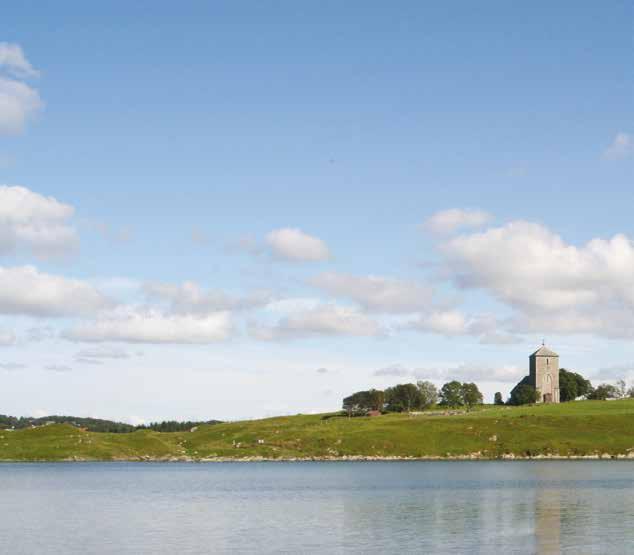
[[535, 486, 561, 554]]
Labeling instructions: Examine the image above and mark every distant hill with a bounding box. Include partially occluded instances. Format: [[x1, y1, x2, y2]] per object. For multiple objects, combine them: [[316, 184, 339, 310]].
[[3, 400, 634, 461], [0, 414, 222, 434]]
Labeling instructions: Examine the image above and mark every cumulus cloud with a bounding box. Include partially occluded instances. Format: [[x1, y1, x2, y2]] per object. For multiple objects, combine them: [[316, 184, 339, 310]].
[[440, 221, 634, 337], [63, 307, 232, 344], [0, 328, 16, 346], [310, 272, 434, 313], [0, 44, 41, 135], [2, 267, 105, 319], [424, 209, 492, 234], [0, 186, 78, 257], [602, 132, 634, 161], [265, 228, 331, 262], [144, 281, 272, 315], [251, 304, 382, 340], [373, 363, 524, 383], [0, 265, 111, 317]]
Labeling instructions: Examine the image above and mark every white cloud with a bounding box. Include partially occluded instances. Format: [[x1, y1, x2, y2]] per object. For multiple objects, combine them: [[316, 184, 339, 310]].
[[310, 272, 434, 313], [0, 43, 39, 78], [0, 328, 16, 346], [602, 132, 634, 161], [251, 304, 382, 340], [441, 220, 634, 337], [404, 310, 521, 344], [424, 209, 492, 234], [63, 307, 232, 344], [265, 228, 331, 262], [0, 265, 111, 317], [373, 363, 524, 383], [412, 309, 469, 335], [144, 281, 271, 314], [0, 186, 78, 257]]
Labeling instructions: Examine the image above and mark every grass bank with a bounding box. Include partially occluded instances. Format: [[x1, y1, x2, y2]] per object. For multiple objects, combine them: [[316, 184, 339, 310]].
[[3, 399, 634, 461]]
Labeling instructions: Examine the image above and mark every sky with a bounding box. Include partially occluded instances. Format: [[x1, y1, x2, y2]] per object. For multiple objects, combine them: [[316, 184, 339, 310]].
[[0, 1, 632, 422]]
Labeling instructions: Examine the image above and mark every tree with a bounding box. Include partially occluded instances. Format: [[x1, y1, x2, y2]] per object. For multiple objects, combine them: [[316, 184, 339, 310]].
[[439, 381, 464, 407], [587, 384, 619, 401], [416, 381, 438, 409], [385, 384, 421, 413], [461, 383, 483, 408], [509, 376, 539, 405], [616, 379, 627, 399], [494, 392, 504, 405], [573, 372, 593, 399], [342, 389, 385, 416], [559, 368, 592, 402], [627, 386, 634, 398]]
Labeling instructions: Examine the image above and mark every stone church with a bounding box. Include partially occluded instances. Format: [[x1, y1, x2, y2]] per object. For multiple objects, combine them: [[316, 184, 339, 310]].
[[529, 345, 560, 403]]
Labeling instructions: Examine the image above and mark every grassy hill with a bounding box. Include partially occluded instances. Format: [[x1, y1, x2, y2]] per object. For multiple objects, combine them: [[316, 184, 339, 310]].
[[3, 399, 634, 461]]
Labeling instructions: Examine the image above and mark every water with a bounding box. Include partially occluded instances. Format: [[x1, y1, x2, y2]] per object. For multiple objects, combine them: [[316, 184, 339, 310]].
[[1, 461, 633, 554]]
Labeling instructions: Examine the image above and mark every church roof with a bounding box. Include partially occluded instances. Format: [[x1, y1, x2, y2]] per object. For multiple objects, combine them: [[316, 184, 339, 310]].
[[531, 345, 559, 357]]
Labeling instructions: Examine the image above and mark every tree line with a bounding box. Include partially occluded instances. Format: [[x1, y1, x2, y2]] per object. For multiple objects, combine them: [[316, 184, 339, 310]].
[[343, 368, 634, 415], [0, 414, 222, 433], [506, 368, 634, 406], [342, 380, 483, 416]]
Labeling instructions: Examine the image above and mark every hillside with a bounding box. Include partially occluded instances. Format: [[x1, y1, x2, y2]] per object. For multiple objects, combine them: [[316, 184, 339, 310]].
[[3, 399, 634, 461]]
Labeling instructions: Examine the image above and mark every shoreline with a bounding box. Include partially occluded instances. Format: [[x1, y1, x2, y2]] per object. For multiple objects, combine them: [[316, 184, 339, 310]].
[[3, 453, 634, 463]]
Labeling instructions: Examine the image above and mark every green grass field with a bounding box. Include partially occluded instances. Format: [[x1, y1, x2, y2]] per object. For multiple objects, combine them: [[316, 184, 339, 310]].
[[3, 399, 634, 461]]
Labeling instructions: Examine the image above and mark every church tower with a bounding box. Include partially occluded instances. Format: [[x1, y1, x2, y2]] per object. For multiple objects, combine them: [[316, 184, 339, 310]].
[[529, 345, 560, 403]]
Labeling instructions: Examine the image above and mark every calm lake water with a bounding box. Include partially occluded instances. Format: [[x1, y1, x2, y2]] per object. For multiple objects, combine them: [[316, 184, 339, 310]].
[[1, 461, 633, 554]]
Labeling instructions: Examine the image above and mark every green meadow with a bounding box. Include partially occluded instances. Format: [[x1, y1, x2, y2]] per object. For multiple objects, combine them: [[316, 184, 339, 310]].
[[3, 399, 634, 461]]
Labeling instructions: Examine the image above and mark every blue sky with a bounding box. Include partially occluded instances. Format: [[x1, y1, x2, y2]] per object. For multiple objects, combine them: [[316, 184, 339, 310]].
[[0, 1, 632, 421]]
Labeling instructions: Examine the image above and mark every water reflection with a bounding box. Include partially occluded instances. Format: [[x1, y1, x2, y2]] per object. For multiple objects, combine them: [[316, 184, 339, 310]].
[[535, 486, 561, 554], [2, 462, 634, 554]]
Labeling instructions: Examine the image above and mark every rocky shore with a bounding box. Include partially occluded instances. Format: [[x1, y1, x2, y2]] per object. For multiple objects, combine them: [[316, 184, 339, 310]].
[[12, 451, 627, 462]]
